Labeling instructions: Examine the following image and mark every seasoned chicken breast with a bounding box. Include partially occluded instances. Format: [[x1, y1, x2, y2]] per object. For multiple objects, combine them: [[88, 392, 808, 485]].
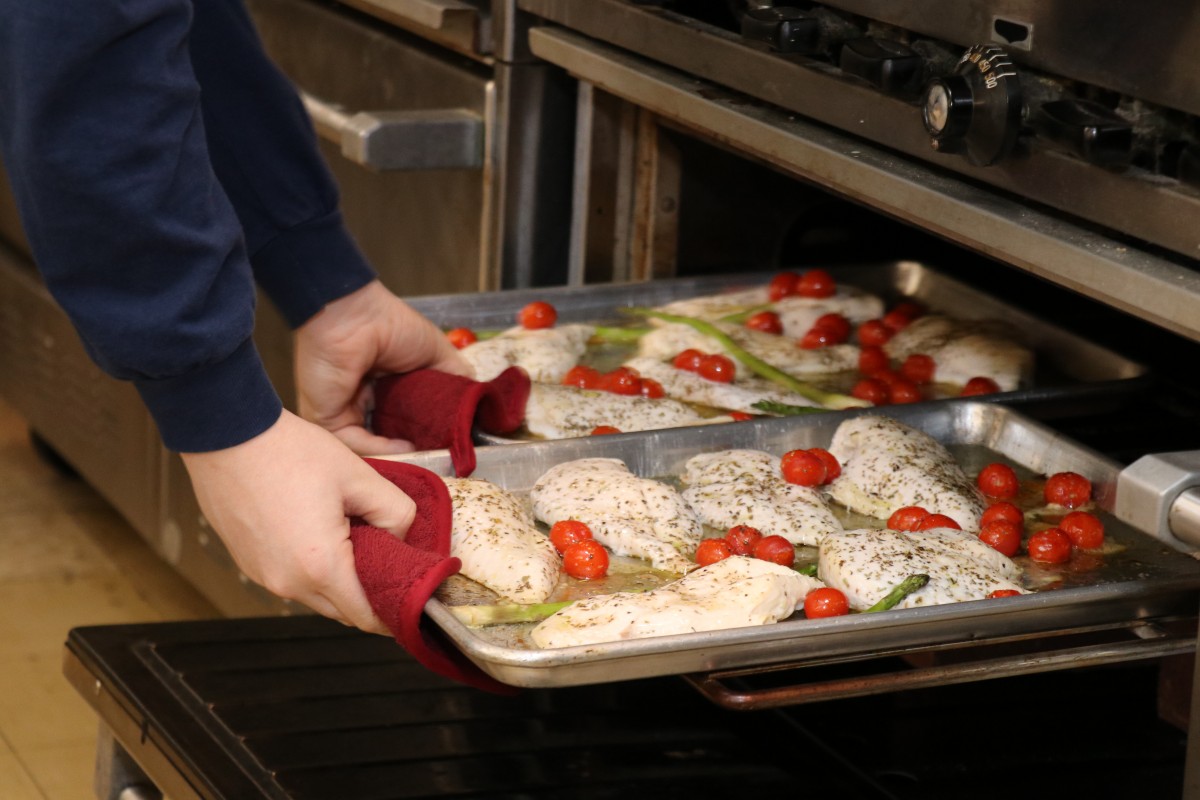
[[523, 382, 728, 439], [459, 324, 595, 383], [819, 527, 1025, 609], [623, 356, 824, 414], [443, 477, 561, 604], [883, 315, 1033, 391], [529, 458, 703, 574], [826, 415, 986, 530], [531, 556, 824, 648], [637, 322, 858, 379], [680, 450, 842, 546], [653, 284, 884, 338]]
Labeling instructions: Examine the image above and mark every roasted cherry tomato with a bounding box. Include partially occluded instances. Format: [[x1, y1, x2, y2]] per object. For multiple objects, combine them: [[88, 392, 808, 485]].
[[799, 327, 839, 350], [887, 505, 931, 531], [725, 524, 764, 556], [882, 308, 917, 331], [899, 354, 936, 384], [601, 367, 642, 395], [1059, 510, 1105, 549], [768, 271, 802, 301], [977, 463, 1020, 499], [672, 348, 706, 372], [960, 376, 1001, 396], [562, 364, 602, 389], [889, 300, 926, 321], [857, 319, 894, 347], [916, 513, 962, 531], [753, 535, 796, 567], [518, 300, 557, 329], [1027, 528, 1072, 564], [549, 520, 593, 554], [563, 539, 610, 579], [446, 327, 477, 349], [695, 538, 733, 567], [781, 449, 827, 487], [851, 377, 890, 405], [729, 411, 755, 421], [590, 425, 621, 436], [1044, 471, 1092, 508], [804, 587, 850, 618], [639, 378, 665, 398], [988, 589, 1021, 599], [807, 448, 841, 482], [886, 378, 922, 404], [981, 501, 1024, 527], [858, 345, 890, 376], [745, 311, 783, 335], [698, 354, 736, 383], [812, 313, 851, 342], [978, 520, 1022, 557], [796, 268, 837, 298]]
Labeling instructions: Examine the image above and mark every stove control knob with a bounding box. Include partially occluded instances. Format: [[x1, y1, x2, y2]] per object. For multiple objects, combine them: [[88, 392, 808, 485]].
[[922, 44, 1023, 166], [839, 37, 924, 98], [740, 7, 819, 54], [1033, 99, 1133, 167]]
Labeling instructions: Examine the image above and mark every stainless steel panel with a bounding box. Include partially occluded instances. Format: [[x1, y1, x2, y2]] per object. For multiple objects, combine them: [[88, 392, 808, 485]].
[[338, 0, 493, 60], [381, 402, 1200, 687]]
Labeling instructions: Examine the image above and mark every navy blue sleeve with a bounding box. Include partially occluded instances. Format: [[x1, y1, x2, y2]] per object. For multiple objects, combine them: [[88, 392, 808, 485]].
[[0, 0, 375, 451]]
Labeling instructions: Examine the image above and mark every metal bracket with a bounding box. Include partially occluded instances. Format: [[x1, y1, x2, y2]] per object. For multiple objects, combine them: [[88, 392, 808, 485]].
[[94, 725, 163, 800], [1116, 452, 1200, 552]]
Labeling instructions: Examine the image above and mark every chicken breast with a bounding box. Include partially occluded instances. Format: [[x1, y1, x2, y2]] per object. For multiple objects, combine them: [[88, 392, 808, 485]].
[[680, 450, 842, 546], [531, 556, 824, 648], [637, 322, 858, 379], [529, 458, 703, 574], [523, 382, 728, 439], [653, 284, 884, 338], [443, 477, 561, 604], [826, 415, 986, 530], [623, 356, 824, 413], [459, 324, 595, 383], [818, 527, 1025, 609], [883, 315, 1033, 391]]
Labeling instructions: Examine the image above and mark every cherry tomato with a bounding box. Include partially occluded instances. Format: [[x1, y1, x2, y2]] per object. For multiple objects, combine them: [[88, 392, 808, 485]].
[[518, 300, 557, 329], [1044, 471, 1092, 508], [851, 377, 890, 405], [639, 378, 665, 399], [899, 354, 936, 384], [600, 367, 642, 395], [888, 506, 931, 531], [768, 271, 801, 301], [807, 448, 841, 482], [796, 268, 837, 298], [977, 463, 1020, 499], [698, 354, 736, 383], [812, 313, 851, 342], [562, 365, 602, 389], [549, 520, 593, 554], [857, 319, 894, 346], [1027, 528, 1072, 564], [960, 376, 1001, 397], [916, 513, 962, 531], [563, 539, 609, 579], [887, 378, 923, 404], [981, 501, 1024, 527], [780, 449, 827, 486], [753, 535, 796, 567], [858, 345, 890, 376], [978, 520, 1022, 557], [882, 308, 917, 331], [988, 589, 1021, 599], [725, 524, 763, 556], [446, 327, 477, 349], [804, 587, 850, 618], [695, 538, 733, 567], [590, 425, 621, 436], [799, 327, 839, 350], [672, 349, 706, 372], [745, 311, 783, 335], [1059, 511, 1105, 549], [729, 411, 755, 421]]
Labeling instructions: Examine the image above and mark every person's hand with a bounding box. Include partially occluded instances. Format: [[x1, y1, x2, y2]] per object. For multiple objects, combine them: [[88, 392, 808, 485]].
[[295, 279, 472, 455], [180, 409, 413, 634]]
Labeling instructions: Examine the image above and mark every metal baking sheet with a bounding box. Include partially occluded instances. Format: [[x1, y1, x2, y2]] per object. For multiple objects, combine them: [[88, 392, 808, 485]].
[[405, 261, 1149, 443], [380, 402, 1200, 688]]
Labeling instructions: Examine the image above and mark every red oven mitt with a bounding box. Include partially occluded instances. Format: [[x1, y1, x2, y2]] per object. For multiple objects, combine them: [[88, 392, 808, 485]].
[[371, 367, 530, 477], [350, 457, 517, 694]]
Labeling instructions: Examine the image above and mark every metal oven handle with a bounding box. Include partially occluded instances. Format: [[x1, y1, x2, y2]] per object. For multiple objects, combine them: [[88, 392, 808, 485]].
[[1116, 452, 1200, 552], [301, 92, 485, 171]]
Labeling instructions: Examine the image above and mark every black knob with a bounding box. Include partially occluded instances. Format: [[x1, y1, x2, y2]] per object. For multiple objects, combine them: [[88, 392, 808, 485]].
[[1033, 99, 1133, 167], [922, 44, 1023, 167], [839, 37, 924, 97], [740, 7, 819, 54]]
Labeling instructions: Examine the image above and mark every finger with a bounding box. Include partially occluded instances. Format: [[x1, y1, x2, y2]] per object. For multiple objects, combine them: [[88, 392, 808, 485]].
[[333, 424, 417, 457], [315, 542, 393, 635], [344, 464, 418, 536]]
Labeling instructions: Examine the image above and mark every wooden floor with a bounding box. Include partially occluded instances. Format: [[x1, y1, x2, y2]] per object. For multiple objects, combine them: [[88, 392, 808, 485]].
[[0, 397, 218, 799]]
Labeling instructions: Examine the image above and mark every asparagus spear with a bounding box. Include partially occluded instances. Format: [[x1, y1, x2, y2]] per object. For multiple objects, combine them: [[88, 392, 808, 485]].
[[752, 400, 829, 417], [590, 325, 651, 344], [624, 308, 869, 409], [860, 574, 930, 613], [717, 304, 774, 325], [795, 562, 819, 577], [447, 600, 573, 627]]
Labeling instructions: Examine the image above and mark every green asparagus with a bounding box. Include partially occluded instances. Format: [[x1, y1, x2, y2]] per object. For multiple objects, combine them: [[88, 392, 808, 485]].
[[447, 600, 573, 627], [751, 400, 829, 417], [860, 574, 930, 613]]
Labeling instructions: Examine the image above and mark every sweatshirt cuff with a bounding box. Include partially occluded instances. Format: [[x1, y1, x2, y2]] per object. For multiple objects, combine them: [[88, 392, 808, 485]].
[[134, 338, 283, 453], [251, 210, 377, 328]]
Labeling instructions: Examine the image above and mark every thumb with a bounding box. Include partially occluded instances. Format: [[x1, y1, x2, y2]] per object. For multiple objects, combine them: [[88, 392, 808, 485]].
[[346, 466, 418, 537]]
